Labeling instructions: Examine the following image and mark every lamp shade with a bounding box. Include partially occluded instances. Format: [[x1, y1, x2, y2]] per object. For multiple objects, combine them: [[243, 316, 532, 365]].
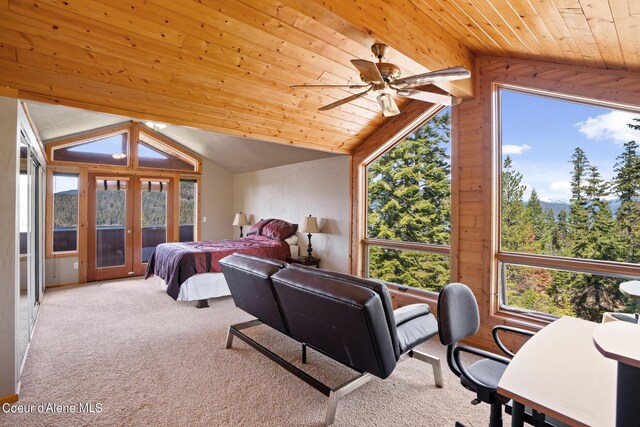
[[232, 212, 248, 226], [300, 215, 320, 233]]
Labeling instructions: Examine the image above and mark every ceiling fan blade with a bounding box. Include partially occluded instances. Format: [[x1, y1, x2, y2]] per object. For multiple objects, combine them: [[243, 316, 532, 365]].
[[351, 59, 384, 84], [318, 88, 371, 111], [290, 84, 371, 89], [397, 89, 461, 106], [394, 66, 470, 89]]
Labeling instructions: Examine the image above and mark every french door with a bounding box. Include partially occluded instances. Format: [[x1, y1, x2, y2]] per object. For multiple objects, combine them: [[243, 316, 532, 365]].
[[87, 175, 174, 281]]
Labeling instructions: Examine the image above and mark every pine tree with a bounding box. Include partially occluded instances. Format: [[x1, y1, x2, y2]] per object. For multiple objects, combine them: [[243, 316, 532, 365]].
[[568, 148, 590, 258], [501, 156, 534, 253], [613, 140, 640, 263], [571, 165, 625, 320], [367, 109, 451, 291]]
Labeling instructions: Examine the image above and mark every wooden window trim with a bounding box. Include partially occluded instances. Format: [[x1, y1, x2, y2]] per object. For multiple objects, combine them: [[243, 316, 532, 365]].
[[356, 104, 453, 292], [363, 238, 451, 256], [137, 124, 202, 173], [177, 176, 201, 242], [491, 82, 640, 324], [44, 121, 202, 174], [46, 167, 79, 258]]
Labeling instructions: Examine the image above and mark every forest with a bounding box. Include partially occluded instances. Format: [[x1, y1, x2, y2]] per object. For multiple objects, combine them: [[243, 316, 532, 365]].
[[53, 181, 195, 228], [367, 111, 640, 321]]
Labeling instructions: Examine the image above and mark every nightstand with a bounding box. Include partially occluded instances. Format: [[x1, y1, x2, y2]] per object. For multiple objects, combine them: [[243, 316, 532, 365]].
[[286, 256, 320, 268]]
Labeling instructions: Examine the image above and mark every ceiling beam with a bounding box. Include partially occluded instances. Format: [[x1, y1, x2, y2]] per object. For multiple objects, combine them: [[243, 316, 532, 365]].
[[311, 0, 475, 98]]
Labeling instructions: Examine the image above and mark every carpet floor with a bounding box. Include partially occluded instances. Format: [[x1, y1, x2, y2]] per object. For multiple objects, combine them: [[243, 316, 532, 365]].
[[2, 277, 507, 426]]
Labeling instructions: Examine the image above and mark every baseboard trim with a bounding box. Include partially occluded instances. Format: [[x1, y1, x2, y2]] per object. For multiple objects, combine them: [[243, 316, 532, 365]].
[[0, 393, 19, 404], [46, 281, 80, 288]]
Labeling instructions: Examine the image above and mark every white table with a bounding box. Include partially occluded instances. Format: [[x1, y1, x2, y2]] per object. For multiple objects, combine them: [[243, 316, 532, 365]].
[[593, 321, 640, 426], [497, 317, 617, 427]]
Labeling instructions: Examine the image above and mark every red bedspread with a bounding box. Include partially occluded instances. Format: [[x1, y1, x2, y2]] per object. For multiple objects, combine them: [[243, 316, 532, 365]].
[[145, 235, 290, 300]]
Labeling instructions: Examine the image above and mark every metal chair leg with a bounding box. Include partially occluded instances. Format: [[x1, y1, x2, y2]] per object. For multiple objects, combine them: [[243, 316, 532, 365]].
[[489, 402, 503, 427], [324, 373, 372, 426], [225, 326, 234, 349], [409, 349, 445, 388]]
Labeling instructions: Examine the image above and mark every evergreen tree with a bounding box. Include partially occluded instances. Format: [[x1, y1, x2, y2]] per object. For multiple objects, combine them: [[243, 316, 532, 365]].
[[568, 148, 590, 258], [501, 156, 534, 253], [525, 189, 552, 253], [613, 140, 640, 263], [367, 109, 451, 291], [571, 165, 625, 320]]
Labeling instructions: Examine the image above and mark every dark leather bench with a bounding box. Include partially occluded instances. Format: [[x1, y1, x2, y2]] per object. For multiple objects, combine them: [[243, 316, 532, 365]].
[[219, 253, 443, 425]]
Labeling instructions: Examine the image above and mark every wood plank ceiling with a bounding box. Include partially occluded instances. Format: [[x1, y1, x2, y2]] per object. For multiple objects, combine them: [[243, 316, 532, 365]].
[[0, 1, 639, 154]]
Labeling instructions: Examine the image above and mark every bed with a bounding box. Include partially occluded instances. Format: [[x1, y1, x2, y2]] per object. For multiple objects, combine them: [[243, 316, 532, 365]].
[[145, 218, 297, 307]]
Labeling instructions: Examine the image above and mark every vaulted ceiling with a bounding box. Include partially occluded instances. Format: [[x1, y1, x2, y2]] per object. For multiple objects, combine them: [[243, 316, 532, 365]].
[[1, 1, 639, 154]]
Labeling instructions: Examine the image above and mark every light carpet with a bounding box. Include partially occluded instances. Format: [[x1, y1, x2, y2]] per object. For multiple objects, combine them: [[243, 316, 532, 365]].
[[2, 276, 505, 426]]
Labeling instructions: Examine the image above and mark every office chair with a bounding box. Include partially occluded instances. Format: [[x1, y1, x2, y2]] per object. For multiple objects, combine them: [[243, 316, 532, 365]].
[[437, 283, 534, 427]]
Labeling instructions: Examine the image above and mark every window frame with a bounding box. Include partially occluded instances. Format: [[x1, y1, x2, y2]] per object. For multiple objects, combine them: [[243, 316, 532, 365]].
[[360, 104, 452, 296], [46, 168, 80, 258], [494, 83, 640, 319]]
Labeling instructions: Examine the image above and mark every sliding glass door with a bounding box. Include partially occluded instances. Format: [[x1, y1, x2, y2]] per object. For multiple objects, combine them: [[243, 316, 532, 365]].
[[18, 133, 44, 371]]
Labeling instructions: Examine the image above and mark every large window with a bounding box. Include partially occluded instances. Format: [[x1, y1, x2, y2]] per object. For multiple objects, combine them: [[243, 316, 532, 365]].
[[497, 87, 640, 321], [52, 173, 79, 253], [365, 108, 451, 292]]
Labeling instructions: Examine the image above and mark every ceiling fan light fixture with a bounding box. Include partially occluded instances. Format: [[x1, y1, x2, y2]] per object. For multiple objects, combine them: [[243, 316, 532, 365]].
[[145, 121, 167, 131], [377, 93, 400, 117], [111, 152, 127, 160]]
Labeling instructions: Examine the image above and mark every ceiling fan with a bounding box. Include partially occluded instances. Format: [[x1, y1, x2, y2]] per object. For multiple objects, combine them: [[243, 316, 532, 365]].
[[291, 43, 470, 117]]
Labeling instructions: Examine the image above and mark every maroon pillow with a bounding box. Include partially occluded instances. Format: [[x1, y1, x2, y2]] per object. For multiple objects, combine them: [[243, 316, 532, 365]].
[[246, 218, 273, 236], [261, 219, 298, 241]]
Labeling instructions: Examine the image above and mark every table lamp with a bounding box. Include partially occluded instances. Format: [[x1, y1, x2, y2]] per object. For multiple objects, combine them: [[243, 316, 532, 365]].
[[232, 212, 249, 237], [300, 215, 321, 261]]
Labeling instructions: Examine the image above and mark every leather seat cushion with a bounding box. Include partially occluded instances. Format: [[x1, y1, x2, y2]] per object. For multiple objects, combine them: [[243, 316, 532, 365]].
[[395, 311, 438, 354]]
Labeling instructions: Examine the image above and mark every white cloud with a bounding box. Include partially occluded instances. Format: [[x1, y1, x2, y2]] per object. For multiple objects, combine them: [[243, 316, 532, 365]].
[[576, 110, 640, 144], [503, 144, 532, 155], [547, 181, 572, 201]]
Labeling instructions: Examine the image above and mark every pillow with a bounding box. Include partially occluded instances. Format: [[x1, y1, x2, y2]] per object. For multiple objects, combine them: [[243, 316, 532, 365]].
[[246, 218, 273, 236], [261, 219, 298, 241], [284, 235, 298, 246]]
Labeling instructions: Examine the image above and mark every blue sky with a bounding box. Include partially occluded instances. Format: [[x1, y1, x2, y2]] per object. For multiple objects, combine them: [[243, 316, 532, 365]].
[[501, 89, 640, 202]]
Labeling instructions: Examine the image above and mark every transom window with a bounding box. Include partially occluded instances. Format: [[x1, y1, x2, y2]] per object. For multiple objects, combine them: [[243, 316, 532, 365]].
[[365, 107, 451, 292], [497, 86, 640, 321], [52, 132, 129, 166]]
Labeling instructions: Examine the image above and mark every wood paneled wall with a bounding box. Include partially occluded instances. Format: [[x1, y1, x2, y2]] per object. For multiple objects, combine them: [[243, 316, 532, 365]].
[[352, 55, 640, 352], [456, 56, 640, 351]]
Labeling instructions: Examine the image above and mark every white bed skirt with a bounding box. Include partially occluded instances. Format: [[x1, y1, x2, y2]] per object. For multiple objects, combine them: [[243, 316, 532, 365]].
[[162, 272, 231, 301]]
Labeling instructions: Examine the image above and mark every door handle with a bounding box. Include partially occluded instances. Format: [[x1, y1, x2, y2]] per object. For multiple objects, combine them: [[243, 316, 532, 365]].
[[127, 229, 132, 234]]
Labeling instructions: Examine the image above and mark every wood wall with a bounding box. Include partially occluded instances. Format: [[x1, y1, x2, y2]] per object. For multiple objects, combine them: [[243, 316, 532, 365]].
[[456, 56, 640, 351], [353, 55, 640, 353]]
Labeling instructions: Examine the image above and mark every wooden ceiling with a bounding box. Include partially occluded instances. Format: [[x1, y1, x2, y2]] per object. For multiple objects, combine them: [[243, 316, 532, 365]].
[[416, 0, 640, 72], [0, 1, 639, 154]]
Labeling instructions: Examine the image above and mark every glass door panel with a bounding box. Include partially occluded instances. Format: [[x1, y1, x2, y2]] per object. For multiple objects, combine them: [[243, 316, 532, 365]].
[[18, 139, 29, 369], [96, 181, 128, 268], [179, 180, 197, 242], [140, 180, 168, 263], [88, 176, 133, 281]]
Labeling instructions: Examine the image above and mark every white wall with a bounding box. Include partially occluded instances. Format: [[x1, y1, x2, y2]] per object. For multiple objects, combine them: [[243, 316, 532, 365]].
[[45, 257, 78, 286], [200, 158, 234, 240], [233, 156, 350, 273], [0, 96, 19, 398]]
